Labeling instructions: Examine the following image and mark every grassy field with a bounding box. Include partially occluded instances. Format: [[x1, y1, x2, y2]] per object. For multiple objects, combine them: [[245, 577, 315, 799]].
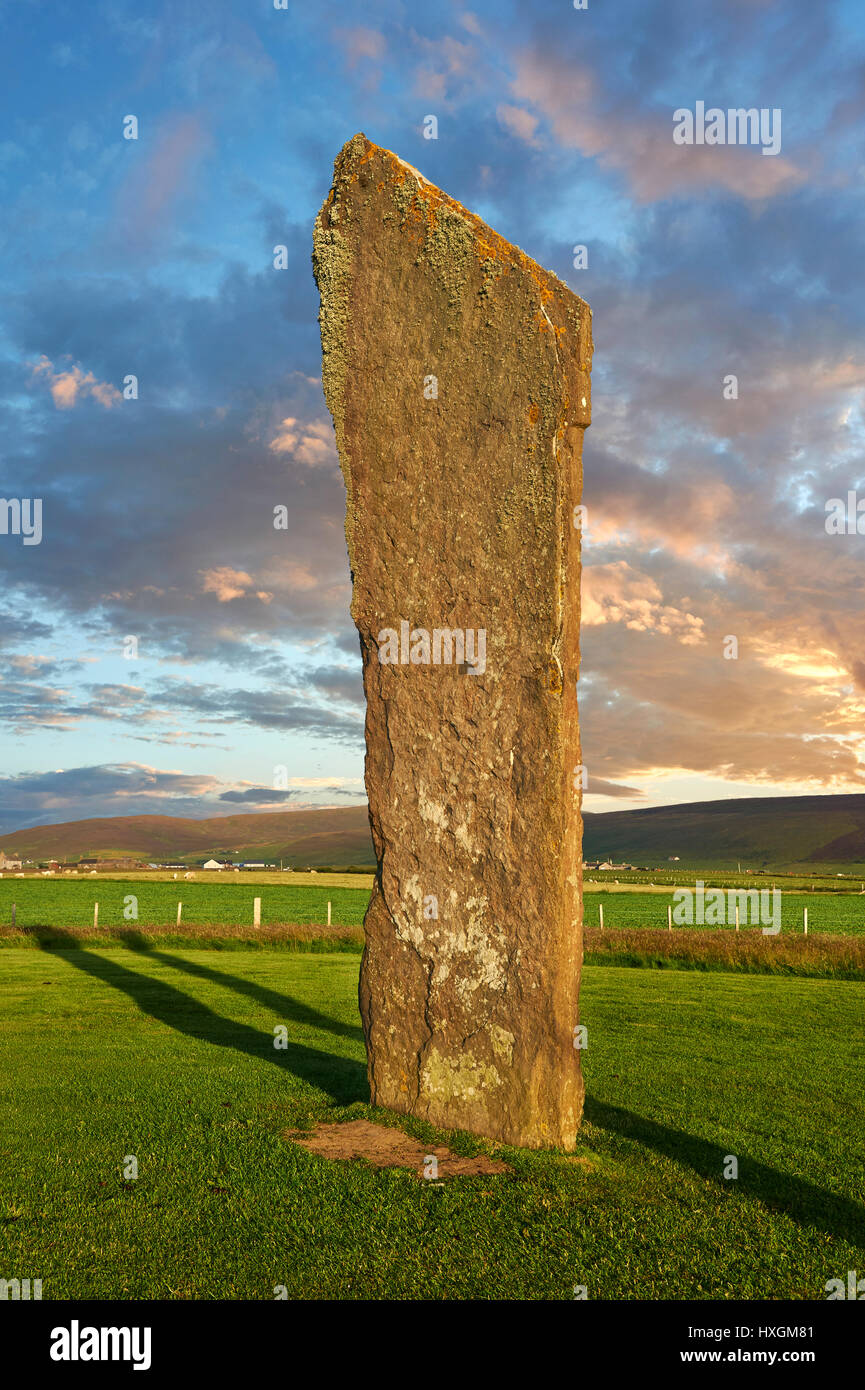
[[2, 877, 864, 937], [0, 946, 861, 1300], [584, 870, 865, 892], [0, 879, 369, 930], [583, 890, 865, 936]]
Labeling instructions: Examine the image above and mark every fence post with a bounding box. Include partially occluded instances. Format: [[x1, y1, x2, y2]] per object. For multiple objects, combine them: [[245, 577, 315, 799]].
[[667, 904, 672, 931], [327, 900, 332, 926], [253, 897, 261, 928], [94, 902, 98, 928], [735, 903, 739, 933], [11, 902, 15, 928], [177, 902, 182, 926], [803, 907, 808, 936], [599, 904, 604, 930]]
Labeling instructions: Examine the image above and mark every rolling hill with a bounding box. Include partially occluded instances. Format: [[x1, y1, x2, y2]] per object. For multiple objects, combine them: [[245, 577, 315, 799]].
[[0, 807, 375, 868], [4, 793, 865, 870], [581, 793, 865, 870]]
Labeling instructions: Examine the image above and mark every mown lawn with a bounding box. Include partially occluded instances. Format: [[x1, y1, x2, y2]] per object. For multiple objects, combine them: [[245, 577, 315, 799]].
[[0, 947, 861, 1299]]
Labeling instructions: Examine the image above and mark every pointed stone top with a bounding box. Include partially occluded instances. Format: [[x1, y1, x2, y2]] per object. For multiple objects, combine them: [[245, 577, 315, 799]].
[[321, 132, 591, 323]]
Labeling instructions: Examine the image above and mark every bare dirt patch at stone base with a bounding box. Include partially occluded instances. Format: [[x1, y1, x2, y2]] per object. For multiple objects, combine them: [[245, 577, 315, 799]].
[[283, 1119, 512, 1178]]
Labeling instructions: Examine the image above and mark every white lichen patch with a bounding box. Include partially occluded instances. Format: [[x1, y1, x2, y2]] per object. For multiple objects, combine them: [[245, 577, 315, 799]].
[[439, 896, 508, 1002], [489, 1025, 515, 1065], [454, 820, 477, 857], [417, 788, 449, 832], [421, 1047, 502, 1102], [390, 873, 426, 949]]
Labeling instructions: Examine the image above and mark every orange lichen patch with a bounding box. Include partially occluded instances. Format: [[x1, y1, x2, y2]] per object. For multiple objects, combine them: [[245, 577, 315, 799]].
[[528, 403, 540, 425], [353, 141, 379, 176], [343, 133, 588, 313]]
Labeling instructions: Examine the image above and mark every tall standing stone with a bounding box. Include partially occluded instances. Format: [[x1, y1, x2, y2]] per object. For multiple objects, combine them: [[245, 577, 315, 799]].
[[313, 134, 592, 1149]]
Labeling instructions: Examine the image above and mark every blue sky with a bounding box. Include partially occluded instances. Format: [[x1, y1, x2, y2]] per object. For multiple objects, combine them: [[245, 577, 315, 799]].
[[1, 0, 865, 833]]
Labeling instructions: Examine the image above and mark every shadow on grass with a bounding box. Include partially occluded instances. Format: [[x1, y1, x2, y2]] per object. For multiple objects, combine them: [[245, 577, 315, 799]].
[[123, 943, 365, 1045], [50, 946, 368, 1106], [586, 1097, 865, 1248]]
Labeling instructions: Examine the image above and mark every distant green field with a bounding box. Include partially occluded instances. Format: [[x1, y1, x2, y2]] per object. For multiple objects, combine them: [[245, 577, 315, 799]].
[[0, 880, 368, 929], [585, 890, 865, 936], [2, 878, 863, 937], [585, 869, 865, 892]]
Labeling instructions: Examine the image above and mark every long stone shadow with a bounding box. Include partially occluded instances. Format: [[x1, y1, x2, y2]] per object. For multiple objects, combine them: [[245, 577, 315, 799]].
[[124, 943, 365, 1045], [586, 1096, 865, 1248], [52, 947, 368, 1106]]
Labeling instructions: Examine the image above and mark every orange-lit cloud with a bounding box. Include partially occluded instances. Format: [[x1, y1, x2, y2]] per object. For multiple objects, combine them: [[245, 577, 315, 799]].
[[199, 568, 272, 604], [31, 356, 121, 409], [583, 562, 706, 644], [269, 417, 336, 467]]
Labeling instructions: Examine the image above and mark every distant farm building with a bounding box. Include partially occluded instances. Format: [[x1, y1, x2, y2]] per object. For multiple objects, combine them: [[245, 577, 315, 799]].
[[75, 857, 149, 871], [0, 850, 22, 870], [202, 859, 230, 870]]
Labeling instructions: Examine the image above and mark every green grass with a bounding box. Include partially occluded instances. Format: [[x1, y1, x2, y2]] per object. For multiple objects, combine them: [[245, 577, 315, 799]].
[[585, 890, 865, 935], [0, 879, 369, 929], [586, 870, 865, 891], [3, 878, 864, 936], [0, 947, 861, 1299]]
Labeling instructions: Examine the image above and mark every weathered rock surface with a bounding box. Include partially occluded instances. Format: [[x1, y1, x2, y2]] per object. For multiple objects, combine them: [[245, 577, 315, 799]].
[[313, 133, 592, 1149]]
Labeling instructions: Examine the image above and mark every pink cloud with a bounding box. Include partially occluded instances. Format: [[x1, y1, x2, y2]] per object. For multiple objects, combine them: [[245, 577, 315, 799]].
[[199, 567, 272, 604], [509, 52, 803, 203], [268, 417, 337, 468], [333, 26, 386, 66], [583, 562, 706, 644], [31, 356, 121, 410], [496, 103, 541, 147], [114, 113, 211, 244]]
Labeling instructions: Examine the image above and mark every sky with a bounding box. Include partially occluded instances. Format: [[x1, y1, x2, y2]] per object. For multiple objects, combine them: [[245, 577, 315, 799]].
[[1, 0, 865, 834]]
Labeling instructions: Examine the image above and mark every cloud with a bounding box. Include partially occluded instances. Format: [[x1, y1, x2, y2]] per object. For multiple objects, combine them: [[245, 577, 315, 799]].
[[199, 567, 273, 604], [587, 777, 646, 799], [30, 355, 121, 409], [112, 113, 212, 247], [333, 26, 387, 67], [583, 563, 705, 645], [217, 787, 298, 803], [0, 762, 225, 832], [0, 762, 365, 834], [496, 103, 541, 147], [268, 416, 338, 467], [508, 51, 804, 203]]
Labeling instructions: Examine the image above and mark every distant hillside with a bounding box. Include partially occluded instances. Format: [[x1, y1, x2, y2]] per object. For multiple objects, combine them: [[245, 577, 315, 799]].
[[0, 807, 375, 868], [5, 793, 865, 871], [582, 794, 865, 870]]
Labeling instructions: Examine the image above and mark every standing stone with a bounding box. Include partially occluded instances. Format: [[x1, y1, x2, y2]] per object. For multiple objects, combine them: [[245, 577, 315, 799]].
[[313, 134, 592, 1149]]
